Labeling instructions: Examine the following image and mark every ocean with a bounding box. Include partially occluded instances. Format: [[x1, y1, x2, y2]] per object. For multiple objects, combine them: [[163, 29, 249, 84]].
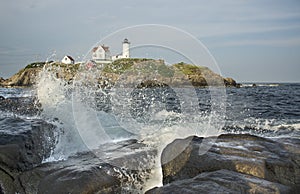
[[0, 82, 299, 192], [1, 83, 299, 136], [224, 83, 300, 137]]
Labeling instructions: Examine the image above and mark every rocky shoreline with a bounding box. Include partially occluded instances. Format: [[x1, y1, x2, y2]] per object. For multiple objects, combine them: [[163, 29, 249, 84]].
[[0, 113, 299, 194], [0, 116, 154, 193], [147, 134, 300, 194], [0, 96, 299, 193], [0, 59, 238, 88]]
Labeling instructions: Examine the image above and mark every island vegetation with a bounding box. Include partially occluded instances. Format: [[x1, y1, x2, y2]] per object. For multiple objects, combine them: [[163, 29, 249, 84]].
[[0, 58, 238, 88]]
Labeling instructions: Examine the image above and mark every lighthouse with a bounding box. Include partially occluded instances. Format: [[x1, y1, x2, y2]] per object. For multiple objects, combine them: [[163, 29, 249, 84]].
[[111, 38, 131, 61], [122, 38, 130, 58]]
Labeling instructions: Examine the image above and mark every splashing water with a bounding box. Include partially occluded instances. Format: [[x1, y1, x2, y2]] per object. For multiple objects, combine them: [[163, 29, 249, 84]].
[[36, 64, 89, 160], [34, 25, 229, 192], [34, 58, 227, 193]]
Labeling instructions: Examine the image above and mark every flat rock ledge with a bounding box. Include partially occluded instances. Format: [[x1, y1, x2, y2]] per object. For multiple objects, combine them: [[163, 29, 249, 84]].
[[0, 117, 156, 194], [146, 134, 300, 194]]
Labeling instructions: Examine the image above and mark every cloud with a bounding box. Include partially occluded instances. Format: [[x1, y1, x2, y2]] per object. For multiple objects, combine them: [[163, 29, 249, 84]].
[[0, 46, 34, 56], [0, 0, 300, 81], [207, 37, 300, 48]]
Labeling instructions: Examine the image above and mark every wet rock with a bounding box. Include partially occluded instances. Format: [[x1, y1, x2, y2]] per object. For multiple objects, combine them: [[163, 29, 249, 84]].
[[15, 139, 156, 194], [0, 170, 16, 194], [146, 169, 291, 194], [0, 117, 56, 171], [0, 117, 56, 192], [15, 153, 122, 194], [0, 130, 155, 194], [156, 134, 300, 192], [0, 97, 41, 116]]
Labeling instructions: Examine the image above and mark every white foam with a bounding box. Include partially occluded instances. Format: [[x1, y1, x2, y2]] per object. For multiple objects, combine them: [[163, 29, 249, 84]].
[[36, 65, 89, 159], [35, 63, 226, 192]]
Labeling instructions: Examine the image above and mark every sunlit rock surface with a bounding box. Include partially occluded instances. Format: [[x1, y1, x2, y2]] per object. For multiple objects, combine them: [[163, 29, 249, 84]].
[[147, 134, 300, 193]]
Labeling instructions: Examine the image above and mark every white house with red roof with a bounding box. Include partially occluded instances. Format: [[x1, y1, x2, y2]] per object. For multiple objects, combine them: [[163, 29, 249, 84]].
[[92, 38, 130, 63], [61, 55, 75, 64], [92, 45, 112, 63]]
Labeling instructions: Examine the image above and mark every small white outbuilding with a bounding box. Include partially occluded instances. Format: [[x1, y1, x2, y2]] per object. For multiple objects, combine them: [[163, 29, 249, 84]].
[[61, 55, 75, 64]]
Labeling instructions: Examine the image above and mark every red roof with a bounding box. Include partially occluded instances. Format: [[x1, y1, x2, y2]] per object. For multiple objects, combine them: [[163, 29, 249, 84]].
[[92, 45, 110, 52], [101, 45, 110, 52], [92, 47, 98, 52]]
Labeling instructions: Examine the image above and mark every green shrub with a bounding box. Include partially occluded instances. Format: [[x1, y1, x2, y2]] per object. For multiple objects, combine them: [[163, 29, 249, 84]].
[[25, 62, 48, 69], [102, 58, 152, 74], [173, 62, 208, 75]]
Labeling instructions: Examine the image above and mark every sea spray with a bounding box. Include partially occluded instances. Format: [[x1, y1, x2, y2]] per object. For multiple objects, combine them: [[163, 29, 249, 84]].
[[31, 24, 229, 192], [35, 60, 227, 192], [36, 64, 89, 160], [92, 61, 224, 191]]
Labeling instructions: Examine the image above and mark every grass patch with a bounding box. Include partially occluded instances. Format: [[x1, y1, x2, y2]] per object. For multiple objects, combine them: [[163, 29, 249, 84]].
[[25, 62, 48, 69], [102, 58, 152, 74], [173, 62, 208, 75]]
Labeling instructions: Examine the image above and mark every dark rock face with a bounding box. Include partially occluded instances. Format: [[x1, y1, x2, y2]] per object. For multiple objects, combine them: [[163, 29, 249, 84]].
[[0, 97, 155, 193], [0, 119, 155, 194], [224, 77, 237, 87], [146, 169, 291, 194], [16, 153, 122, 194], [0, 117, 56, 193], [0, 117, 56, 171], [13, 140, 155, 194], [0, 97, 41, 116], [149, 134, 300, 193], [0, 77, 5, 87]]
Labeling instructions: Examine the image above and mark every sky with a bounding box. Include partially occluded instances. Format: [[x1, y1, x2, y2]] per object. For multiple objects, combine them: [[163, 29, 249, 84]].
[[0, 0, 300, 82]]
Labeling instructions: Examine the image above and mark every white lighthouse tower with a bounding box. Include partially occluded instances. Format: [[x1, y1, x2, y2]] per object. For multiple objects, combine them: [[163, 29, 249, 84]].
[[122, 38, 130, 58]]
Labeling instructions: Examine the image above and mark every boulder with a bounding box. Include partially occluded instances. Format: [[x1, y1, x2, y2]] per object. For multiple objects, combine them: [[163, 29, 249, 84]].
[[146, 169, 291, 194], [14, 139, 156, 194], [0, 117, 56, 171], [156, 134, 300, 192], [15, 153, 122, 194], [224, 77, 237, 87], [0, 169, 16, 194], [0, 77, 5, 86], [0, 121, 156, 194], [0, 117, 56, 192]]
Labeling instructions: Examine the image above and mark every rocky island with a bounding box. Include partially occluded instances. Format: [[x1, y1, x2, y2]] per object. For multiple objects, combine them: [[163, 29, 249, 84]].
[[0, 59, 238, 88]]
